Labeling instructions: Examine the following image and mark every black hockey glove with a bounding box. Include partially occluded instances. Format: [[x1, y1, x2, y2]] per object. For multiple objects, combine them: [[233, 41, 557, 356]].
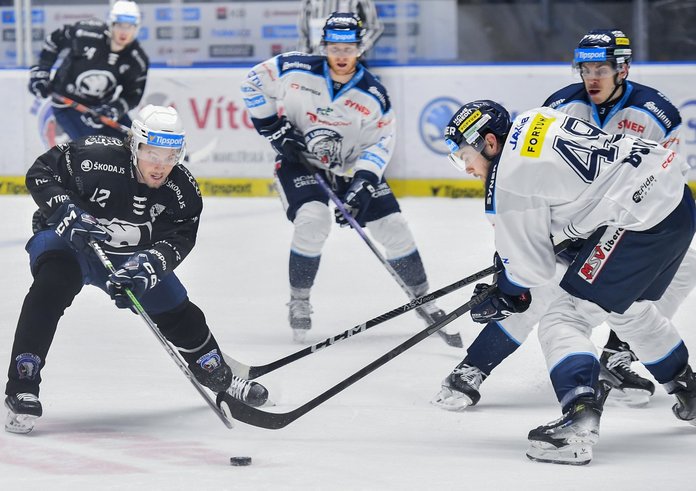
[[258, 116, 307, 161], [50, 202, 111, 254], [106, 251, 164, 308], [469, 283, 531, 324], [335, 171, 378, 226], [28, 67, 51, 99], [82, 100, 126, 127]]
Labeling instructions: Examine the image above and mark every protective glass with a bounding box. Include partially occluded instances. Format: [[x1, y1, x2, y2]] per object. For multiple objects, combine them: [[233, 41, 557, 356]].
[[137, 145, 182, 167], [576, 64, 619, 79], [447, 143, 484, 172], [326, 44, 361, 57]]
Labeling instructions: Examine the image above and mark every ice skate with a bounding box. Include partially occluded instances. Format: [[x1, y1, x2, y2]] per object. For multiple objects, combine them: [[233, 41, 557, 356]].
[[526, 382, 610, 465], [600, 345, 654, 407], [226, 375, 269, 408], [431, 364, 486, 411], [5, 393, 42, 434], [288, 297, 312, 343], [664, 364, 696, 425], [415, 303, 463, 348]]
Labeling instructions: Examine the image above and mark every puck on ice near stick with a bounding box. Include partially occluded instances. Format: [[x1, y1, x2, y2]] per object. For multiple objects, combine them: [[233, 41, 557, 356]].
[[230, 456, 252, 466]]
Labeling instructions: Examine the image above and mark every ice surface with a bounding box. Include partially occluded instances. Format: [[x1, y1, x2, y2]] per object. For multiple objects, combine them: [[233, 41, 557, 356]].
[[1, 196, 694, 490]]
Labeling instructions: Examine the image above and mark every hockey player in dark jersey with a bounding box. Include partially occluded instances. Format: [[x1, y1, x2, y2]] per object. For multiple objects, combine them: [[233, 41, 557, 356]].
[[4, 105, 267, 434], [242, 12, 457, 346], [433, 28, 696, 411], [27, 0, 149, 140]]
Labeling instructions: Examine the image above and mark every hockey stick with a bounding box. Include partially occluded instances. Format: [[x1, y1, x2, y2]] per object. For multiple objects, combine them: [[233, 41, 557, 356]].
[[52, 94, 130, 134], [217, 285, 495, 429], [89, 241, 234, 429], [296, 153, 463, 348], [225, 264, 496, 380]]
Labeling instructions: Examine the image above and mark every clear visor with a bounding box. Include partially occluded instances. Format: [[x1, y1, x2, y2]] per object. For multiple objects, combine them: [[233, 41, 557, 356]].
[[323, 44, 362, 57], [447, 138, 485, 172], [574, 63, 620, 79], [136, 143, 186, 167]]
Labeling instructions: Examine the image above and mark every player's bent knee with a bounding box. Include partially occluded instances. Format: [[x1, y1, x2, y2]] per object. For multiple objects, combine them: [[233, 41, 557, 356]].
[[367, 213, 416, 259], [291, 201, 331, 257]]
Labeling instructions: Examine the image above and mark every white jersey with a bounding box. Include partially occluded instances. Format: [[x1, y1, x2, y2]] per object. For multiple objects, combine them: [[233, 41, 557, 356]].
[[544, 81, 681, 151], [297, 0, 384, 54], [241, 52, 395, 179], [491, 106, 689, 289]]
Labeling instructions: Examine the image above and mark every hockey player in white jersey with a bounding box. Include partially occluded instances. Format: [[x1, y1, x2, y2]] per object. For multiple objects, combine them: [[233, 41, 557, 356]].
[[297, 0, 384, 56], [434, 28, 694, 410], [441, 99, 696, 465], [241, 12, 456, 345]]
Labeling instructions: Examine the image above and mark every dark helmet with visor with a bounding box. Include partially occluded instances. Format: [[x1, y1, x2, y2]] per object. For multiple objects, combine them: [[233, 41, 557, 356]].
[[573, 29, 632, 70], [444, 100, 511, 171], [322, 12, 365, 45]]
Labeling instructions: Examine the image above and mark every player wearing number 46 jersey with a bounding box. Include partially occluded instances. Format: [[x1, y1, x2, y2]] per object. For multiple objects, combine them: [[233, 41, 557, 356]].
[[442, 99, 696, 465], [4, 105, 267, 435], [438, 29, 696, 410]]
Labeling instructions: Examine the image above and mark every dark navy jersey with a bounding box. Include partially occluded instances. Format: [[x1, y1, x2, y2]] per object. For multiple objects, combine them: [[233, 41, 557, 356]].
[[27, 135, 202, 274], [36, 20, 149, 112], [543, 81, 681, 150]]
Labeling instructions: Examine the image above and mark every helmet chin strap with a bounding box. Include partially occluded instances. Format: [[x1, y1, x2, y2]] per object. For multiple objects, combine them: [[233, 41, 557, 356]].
[[598, 73, 625, 106]]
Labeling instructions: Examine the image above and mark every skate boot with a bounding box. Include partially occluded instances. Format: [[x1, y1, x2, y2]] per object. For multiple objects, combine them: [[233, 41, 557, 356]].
[[600, 343, 655, 407], [663, 364, 696, 425], [5, 393, 42, 434], [288, 296, 312, 343], [415, 303, 463, 348], [431, 364, 487, 411], [526, 381, 611, 465], [226, 374, 269, 408]]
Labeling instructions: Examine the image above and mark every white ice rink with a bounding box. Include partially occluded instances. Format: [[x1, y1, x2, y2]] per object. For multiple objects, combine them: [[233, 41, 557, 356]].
[[1, 195, 695, 490]]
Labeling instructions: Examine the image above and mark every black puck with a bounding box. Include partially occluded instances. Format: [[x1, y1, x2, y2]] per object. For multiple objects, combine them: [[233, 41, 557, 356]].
[[230, 456, 252, 466]]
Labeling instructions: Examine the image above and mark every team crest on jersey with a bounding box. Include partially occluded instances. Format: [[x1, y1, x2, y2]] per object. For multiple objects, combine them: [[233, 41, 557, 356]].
[[150, 203, 166, 221], [72, 69, 117, 98], [306, 128, 343, 169]]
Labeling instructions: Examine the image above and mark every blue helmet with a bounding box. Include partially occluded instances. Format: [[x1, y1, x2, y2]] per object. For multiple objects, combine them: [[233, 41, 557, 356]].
[[574, 29, 632, 68], [444, 100, 511, 154], [322, 12, 365, 44]]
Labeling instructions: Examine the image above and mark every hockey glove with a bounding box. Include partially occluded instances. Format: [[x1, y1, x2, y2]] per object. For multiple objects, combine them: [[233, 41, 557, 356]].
[[28, 67, 51, 99], [335, 171, 377, 226], [258, 116, 307, 161], [106, 251, 163, 308], [51, 202, 111, 254], [469, 283, 531, 323], [82, 101, 126, 127]]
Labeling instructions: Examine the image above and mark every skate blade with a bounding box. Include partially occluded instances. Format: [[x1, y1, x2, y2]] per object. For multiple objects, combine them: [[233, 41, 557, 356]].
[[526, 441, 593, 465], [609, 388, 651, 407], [430, 388, 474, 412], [5, 413, 38, 434]]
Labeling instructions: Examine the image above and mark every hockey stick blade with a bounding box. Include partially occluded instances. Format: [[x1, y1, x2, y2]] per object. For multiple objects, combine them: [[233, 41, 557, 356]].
[[90, 242, 234, 429], [218, 286, 495, 429], [222, 265, 496, 380]]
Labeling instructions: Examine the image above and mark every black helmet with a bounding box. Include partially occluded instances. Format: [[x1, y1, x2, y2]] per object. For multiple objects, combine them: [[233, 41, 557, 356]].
[[322, 12, 365, 45], [574, 29, 632, 68], [444, 100, 511, 154]]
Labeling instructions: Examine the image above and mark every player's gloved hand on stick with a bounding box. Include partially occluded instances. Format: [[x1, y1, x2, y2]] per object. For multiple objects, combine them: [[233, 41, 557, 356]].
[[335, 171, 377, 226], [469, 252, 531, 323], [83, 101, 125, 127], [50, 202, 111, 254], [106, 251, 163, 308], [258, 116, 307, 161], [28, 68, 51, 98]]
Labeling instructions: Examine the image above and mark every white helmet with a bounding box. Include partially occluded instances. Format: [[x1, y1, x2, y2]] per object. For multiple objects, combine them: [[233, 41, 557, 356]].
[[130, 105, 186, 166], [109, 1, 141, 26]]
